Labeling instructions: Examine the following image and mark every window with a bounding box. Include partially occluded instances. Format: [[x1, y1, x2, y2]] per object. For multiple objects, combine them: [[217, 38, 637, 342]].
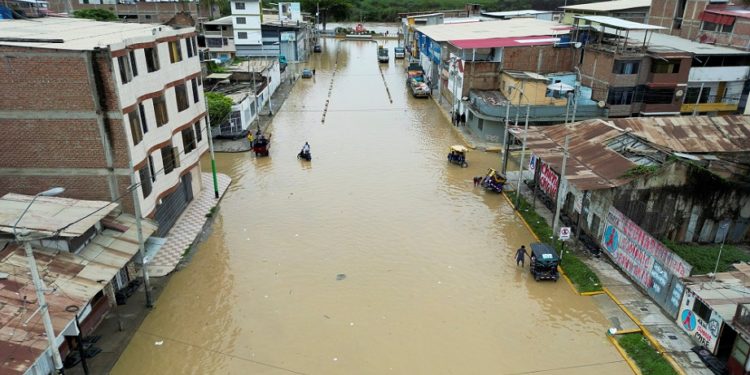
[[186, 37, 195, 58], [692, 298, 712, 322], [207, 38, 224, 48], [235, 1, 245, 9], [169, 40, 182, 63], [182, 127, 197, 154], [129, 50, 139, 77], [607, 87, 637, 105], [145, 47, 160, 72], [613, 60, 640, 75], [175, 84, 189, 112], [643, 88, 675, 104], [138, 103, 148, 134], [128, 111, 143, 145], [117, 55, 132, 84], [148, 154, 156, 182], [153, 95, 169, 126], [238, 32, 248, 39], [731, 337, 750, 367], [191, 78, 200, 103], [194, 121, 203, 143], [651, 60, 681, 74], [684, 87, 711, 104], [161, 145, 179, 175], [139, 166, 152, 198], [236, 16, 246, 24], [702, 21, 734, 33], [478, 118, 484, 131]]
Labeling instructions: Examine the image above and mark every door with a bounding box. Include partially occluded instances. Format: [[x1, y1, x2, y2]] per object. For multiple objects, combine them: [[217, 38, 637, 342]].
[[153, 175, 193, 237]]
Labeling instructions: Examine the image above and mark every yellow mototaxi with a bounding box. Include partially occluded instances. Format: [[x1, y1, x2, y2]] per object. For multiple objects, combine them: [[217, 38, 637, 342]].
[[447, 145, 468, 168], [481, 168, 506, 193]]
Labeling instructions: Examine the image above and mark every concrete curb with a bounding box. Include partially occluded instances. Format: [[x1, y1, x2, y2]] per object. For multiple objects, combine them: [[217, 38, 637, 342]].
[[608, 334, 644, 375], [500, 189, 687, 375]]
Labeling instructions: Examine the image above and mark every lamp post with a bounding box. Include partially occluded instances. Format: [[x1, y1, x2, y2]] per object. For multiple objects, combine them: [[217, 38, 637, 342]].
[[13, 187, 67, 375], [711, 222, 731, 285]]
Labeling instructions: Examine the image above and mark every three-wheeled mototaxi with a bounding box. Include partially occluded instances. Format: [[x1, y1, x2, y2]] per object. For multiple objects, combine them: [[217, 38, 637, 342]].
[[529, 242, 560, 281], [447, 145, 469, 168]]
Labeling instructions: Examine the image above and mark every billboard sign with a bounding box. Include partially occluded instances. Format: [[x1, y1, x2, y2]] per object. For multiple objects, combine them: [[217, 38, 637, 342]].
[[279, 2, 301, 22]]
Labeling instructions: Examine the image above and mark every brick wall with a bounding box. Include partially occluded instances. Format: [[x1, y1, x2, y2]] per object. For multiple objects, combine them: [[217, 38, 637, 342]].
[[502, 45, 576, 74], [0, 175, 111, 203], [0, 119, 107, 169], [0, 47, 94, 112]]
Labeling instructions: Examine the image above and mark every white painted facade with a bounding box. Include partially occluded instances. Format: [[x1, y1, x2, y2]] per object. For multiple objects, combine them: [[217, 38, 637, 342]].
[[688, 66, 750, 82], [231, 0, 262, 46], [112, 29, 208, 217]]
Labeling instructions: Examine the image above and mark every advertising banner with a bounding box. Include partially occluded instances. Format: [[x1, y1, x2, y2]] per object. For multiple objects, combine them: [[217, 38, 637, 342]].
[[538, 161, 559, 201], [678, 290, 723, 353]]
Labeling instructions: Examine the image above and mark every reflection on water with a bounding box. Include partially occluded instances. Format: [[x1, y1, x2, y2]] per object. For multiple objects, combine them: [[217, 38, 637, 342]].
[[112, 37, 629, 375]]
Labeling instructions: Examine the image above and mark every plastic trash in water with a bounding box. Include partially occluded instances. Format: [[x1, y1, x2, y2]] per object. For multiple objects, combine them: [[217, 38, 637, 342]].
[[155, 340, 164, 346]]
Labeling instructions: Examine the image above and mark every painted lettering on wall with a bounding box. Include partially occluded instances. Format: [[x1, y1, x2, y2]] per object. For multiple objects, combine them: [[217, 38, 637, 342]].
[[602, 207, 691, 282], [538, 161, 558, 201], [677, 291, 723, 353]]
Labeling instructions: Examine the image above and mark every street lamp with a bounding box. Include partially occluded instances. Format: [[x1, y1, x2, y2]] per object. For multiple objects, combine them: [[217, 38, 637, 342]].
[[711, 222, 731, 285], [13, 187, 66, 374]]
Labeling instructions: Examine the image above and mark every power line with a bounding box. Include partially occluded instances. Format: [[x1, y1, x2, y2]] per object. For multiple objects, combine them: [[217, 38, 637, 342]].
[[137, 330, 310, 375]]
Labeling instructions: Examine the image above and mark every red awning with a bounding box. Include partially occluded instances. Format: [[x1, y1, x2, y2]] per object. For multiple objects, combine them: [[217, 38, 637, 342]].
[[699, 11, 736, 25]]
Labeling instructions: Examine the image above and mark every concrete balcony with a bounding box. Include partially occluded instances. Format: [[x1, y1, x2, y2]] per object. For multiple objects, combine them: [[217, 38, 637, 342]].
[[680, 101, 739, 113]]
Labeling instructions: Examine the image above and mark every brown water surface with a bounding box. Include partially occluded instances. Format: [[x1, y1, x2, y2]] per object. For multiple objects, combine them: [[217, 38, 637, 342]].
[[112, 38, 630, 375]]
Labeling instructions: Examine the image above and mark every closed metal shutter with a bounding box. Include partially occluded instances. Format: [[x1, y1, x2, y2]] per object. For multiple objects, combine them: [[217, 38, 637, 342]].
[[153, 173, 193, 237]]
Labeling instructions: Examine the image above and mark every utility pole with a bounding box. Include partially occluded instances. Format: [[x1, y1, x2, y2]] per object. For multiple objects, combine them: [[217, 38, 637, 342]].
[[13, 187, 65, 374], [23, 241, 65, 374], [198, 73, 220, 198], [552, 135, 570, 259], [570, 67, 581, 123], [501, 99, 511, 174], [514, 104, 530, 210], [129, 167, 153, 308], [692, 82, 705, 116]]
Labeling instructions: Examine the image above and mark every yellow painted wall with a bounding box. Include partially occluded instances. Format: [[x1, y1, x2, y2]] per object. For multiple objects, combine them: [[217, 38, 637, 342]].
[[499, 73, 568, 106]]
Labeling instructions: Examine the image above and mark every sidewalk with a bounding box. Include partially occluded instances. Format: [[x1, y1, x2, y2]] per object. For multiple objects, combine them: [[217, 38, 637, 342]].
[[66, 172, 231, 375], [432, 94, 502, 151], [147, 172, 231, 277], [510, 179, 711, 374], [213, 71, 299, 153]]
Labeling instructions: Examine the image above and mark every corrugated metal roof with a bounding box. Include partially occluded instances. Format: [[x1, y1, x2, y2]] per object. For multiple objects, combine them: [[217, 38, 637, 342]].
[[612, 116, 750, 153], [0, 193, 117, 238], [562, 0, 651, 12], [416, 18, 569, 42], [522, 119, 637, 191], [574, 15, 665, 30], [204, 16, 233, 25], [482, 10, 554, 17], [0, 214, 155, 374], [630, 31, 750, 55]]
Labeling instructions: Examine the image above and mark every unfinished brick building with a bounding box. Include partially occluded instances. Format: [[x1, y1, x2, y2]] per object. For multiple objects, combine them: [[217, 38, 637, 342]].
[[649, 0, 750, 51], [0, 17, 208, 236]]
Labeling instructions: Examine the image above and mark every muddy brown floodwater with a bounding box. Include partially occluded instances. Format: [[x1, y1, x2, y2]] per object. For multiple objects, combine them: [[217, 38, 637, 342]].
[[112, 38, 631, 375]]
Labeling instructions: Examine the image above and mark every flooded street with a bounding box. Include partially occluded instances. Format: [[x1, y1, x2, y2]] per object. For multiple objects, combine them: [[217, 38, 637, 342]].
[[112, 39, 630, 374]]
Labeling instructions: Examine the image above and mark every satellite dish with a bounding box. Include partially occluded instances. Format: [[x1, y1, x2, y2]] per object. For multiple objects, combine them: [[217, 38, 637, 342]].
[[597, 101, 606, 108], [574, 42, 582, 49], [676, 89, 684, 97]]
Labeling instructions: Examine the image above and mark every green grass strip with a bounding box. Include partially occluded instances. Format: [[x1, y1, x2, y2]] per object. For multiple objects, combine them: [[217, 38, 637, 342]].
[[618, 333, 678, 375], [508, 192, 602, 293], [664, 239, 750, 275]]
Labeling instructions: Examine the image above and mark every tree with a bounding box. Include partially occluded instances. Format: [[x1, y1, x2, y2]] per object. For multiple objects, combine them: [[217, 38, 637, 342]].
[[206, 92, 233, 127], [301, 0, 352, 30], [73, 9, 118, 21]]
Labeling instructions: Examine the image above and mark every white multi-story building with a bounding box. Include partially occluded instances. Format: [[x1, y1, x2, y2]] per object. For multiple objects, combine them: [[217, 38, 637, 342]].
[[231, 0, 263, 56], [0, 18, 208, 236]]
